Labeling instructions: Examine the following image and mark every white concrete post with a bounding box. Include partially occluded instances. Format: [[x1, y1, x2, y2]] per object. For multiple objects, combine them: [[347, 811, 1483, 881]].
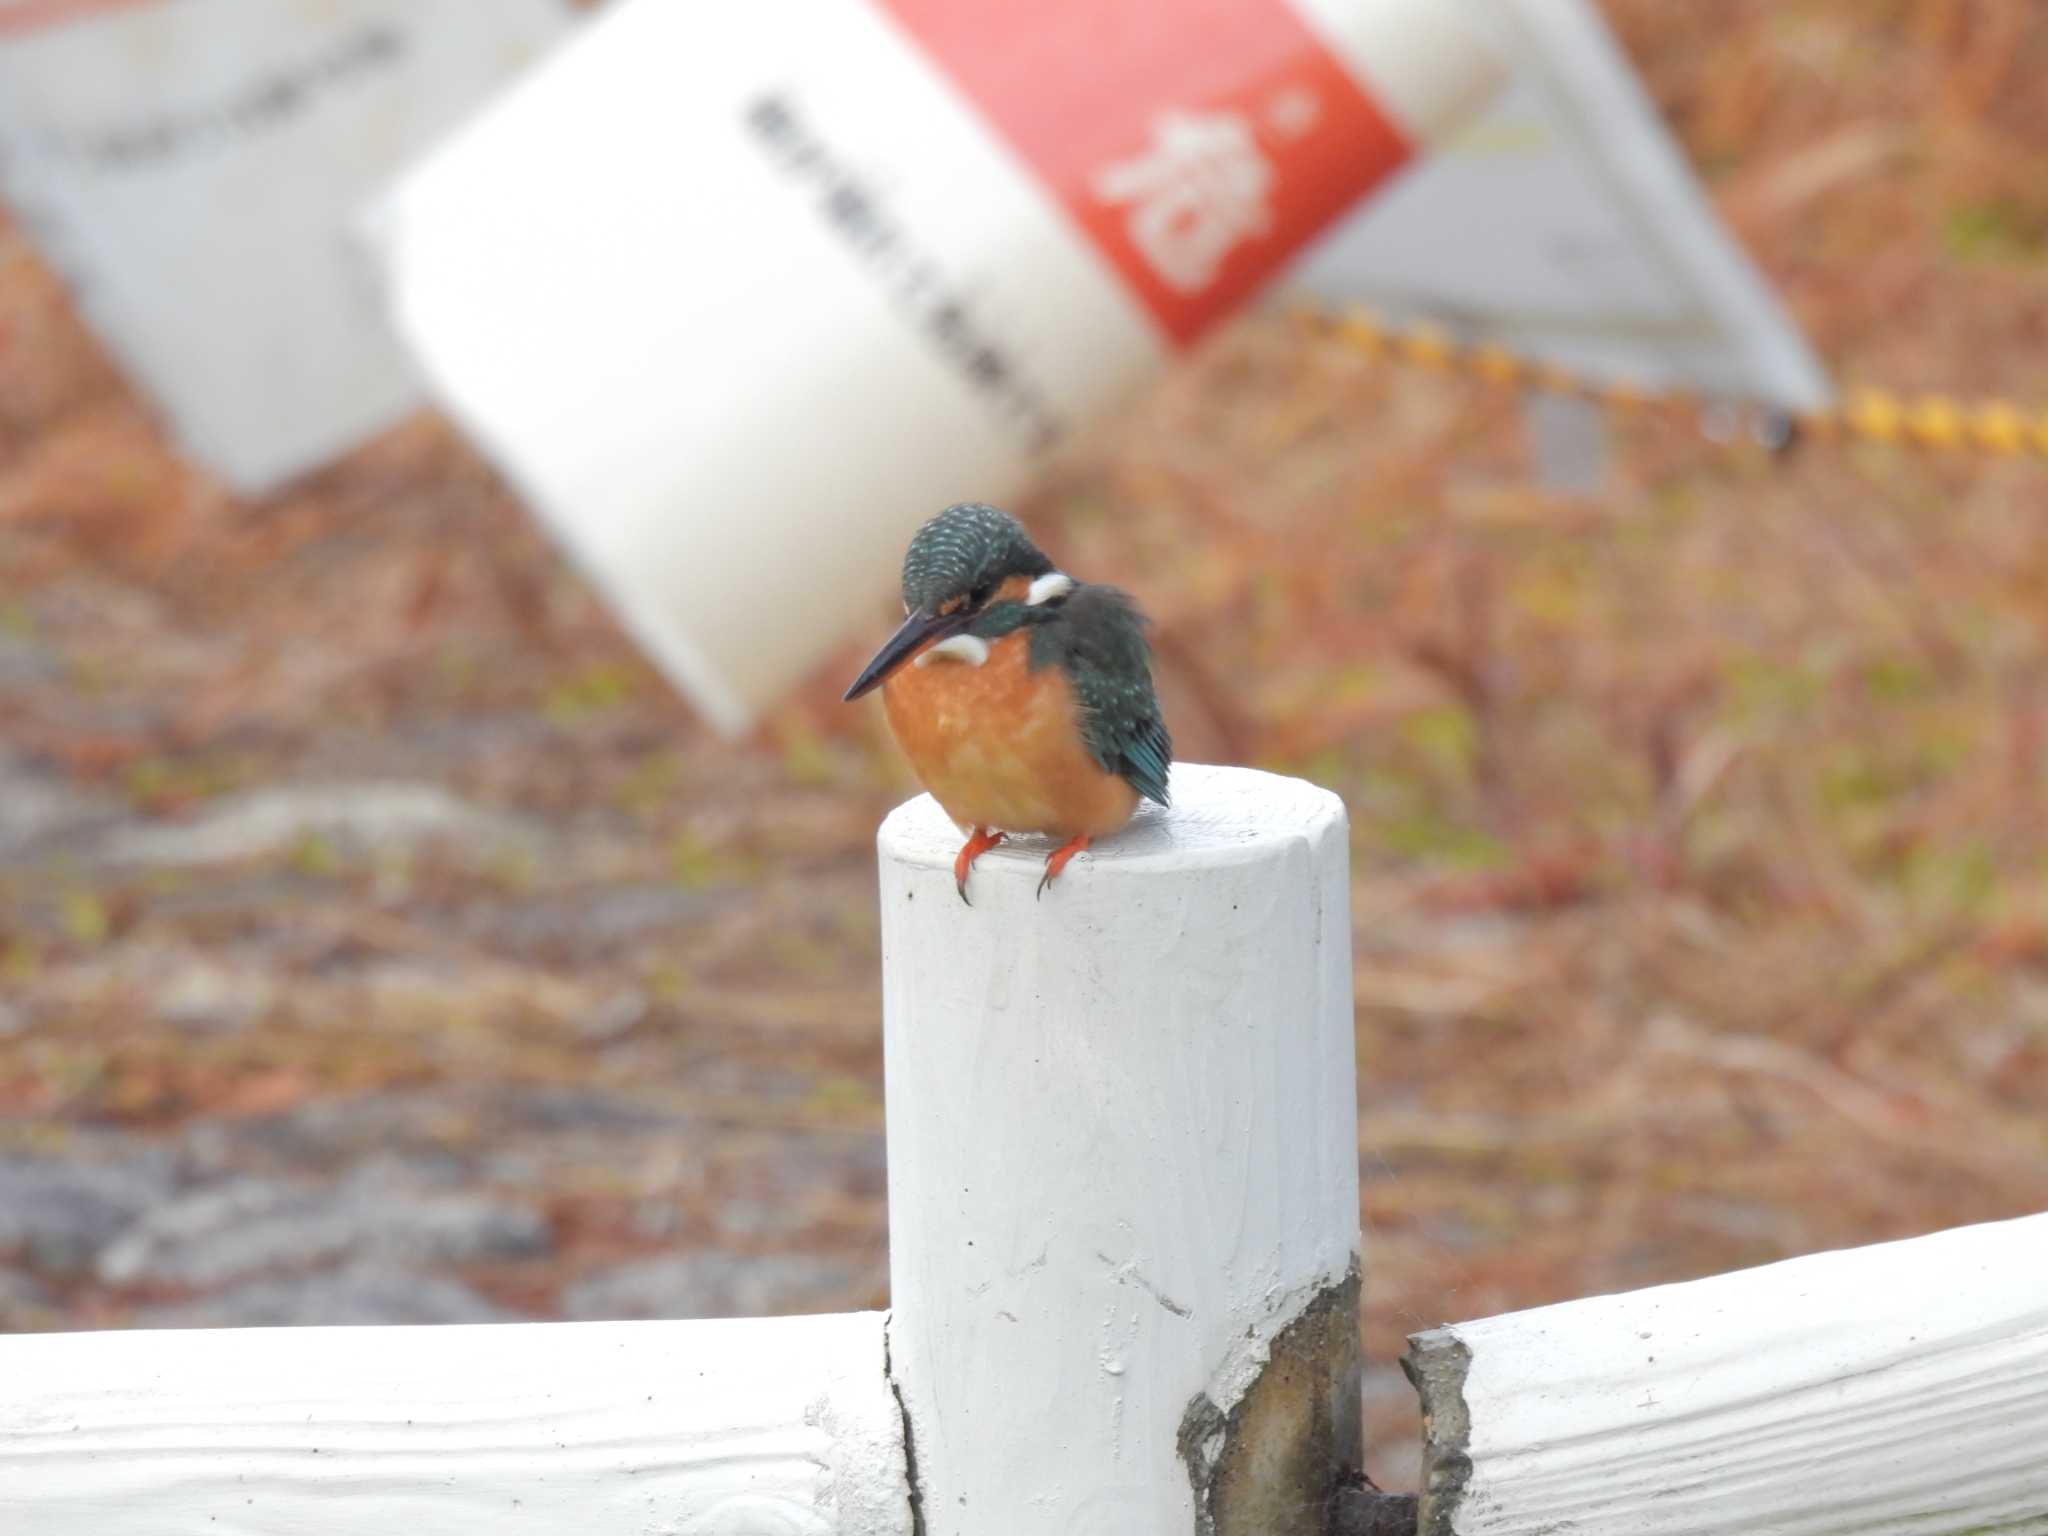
[[880, 764, 1362, 1535]]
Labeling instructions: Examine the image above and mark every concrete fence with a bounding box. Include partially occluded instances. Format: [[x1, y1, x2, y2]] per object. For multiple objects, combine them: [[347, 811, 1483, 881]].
[[3, 765, 2043, 1535]]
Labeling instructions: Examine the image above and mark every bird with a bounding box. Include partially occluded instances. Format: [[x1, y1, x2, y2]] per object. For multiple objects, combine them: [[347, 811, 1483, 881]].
[[844, 502, 1172, 904]]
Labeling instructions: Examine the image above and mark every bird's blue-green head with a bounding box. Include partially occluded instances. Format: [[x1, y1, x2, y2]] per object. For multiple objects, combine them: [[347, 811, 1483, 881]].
[[843, 503, 1055, 700], [898, 502, 1052, 615]]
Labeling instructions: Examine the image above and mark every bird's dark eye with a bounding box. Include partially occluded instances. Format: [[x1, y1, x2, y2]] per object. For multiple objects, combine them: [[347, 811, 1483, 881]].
[[968, 580, 995, 609]]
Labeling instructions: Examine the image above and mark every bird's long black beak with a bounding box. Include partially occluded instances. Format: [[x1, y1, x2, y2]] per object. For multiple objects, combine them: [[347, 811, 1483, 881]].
[[843, 605, 967, 701]]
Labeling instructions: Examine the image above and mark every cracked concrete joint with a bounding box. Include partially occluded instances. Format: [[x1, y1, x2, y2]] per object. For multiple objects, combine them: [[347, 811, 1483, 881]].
[[883, 1313, 928, 1536]]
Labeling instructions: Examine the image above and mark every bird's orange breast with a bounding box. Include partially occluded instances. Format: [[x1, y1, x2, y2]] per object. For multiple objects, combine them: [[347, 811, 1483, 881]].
[[883, 629, 1138, 839]]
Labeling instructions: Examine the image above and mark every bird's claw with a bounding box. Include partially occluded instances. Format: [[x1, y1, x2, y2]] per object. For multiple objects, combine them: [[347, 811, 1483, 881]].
[[953, 827, 1004, 907], [1036, 834, 1092, 900]]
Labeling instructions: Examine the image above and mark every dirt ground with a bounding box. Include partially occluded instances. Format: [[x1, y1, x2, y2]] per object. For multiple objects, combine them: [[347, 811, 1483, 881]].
[[3, 0, 2047, 1490]]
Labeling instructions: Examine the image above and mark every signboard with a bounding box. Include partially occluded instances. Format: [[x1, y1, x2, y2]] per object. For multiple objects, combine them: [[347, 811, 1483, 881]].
[[372, 0, 1505, 733], [0, 0, 571, 492]]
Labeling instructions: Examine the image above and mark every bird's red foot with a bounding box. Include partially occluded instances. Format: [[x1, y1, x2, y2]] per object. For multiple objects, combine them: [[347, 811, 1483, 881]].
[[954, 827, 1006, 905], [1037, 834, 1092, 899]]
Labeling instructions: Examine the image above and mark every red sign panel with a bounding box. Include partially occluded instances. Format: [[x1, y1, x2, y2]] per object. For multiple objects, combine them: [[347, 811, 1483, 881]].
[[874, 0, 1414, 344], [0, 0, 157, 37]]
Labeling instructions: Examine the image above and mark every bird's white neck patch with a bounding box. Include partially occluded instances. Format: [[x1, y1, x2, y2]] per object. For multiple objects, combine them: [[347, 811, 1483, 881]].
[[1027, 572, 1074, 606], [915, 634, 991, 669]]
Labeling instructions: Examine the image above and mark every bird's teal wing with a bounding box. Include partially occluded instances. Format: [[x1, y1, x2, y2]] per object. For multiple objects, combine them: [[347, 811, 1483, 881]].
[[1030, 584, 1173, 807]]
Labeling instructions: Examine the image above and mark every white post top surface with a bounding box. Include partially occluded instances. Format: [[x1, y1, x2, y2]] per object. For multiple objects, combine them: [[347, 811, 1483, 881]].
[[879, 762, 1347, 877]]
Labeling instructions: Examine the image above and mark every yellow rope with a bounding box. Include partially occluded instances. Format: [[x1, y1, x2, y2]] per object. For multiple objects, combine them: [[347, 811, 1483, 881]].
[[1304, 307, 2048, 460]]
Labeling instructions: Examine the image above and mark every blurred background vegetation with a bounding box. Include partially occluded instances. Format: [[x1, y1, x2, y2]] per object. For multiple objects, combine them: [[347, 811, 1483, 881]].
[[2, 0, 2045, 1486]]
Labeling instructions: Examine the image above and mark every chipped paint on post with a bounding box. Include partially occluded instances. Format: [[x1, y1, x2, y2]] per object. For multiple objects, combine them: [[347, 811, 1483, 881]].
[[1401, 1328, 1473, 1536], [1179, 1263, 1365, 1536]]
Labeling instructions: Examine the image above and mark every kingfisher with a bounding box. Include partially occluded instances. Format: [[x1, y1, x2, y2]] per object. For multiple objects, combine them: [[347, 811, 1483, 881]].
[[844, 502, 1172, 903]]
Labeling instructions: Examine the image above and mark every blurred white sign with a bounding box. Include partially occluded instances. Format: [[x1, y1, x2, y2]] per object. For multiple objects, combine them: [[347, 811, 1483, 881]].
[[373, 0, 1505, 734], [1289, 0, 1828, 411], [0, 0, 570, 493]]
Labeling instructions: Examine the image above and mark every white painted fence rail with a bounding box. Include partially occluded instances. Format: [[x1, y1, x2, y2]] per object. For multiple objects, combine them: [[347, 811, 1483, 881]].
[[0, 1310, 908, 1535], [1405, 1209, 2048, 1536]]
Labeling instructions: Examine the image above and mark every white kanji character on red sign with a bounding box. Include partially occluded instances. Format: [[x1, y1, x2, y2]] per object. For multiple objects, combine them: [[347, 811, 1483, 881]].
[[1094, 109, 1274, 293]]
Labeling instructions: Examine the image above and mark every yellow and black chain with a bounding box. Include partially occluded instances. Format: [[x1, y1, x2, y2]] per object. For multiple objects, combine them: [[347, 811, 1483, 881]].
[[1301, 306, 2048, 461]]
